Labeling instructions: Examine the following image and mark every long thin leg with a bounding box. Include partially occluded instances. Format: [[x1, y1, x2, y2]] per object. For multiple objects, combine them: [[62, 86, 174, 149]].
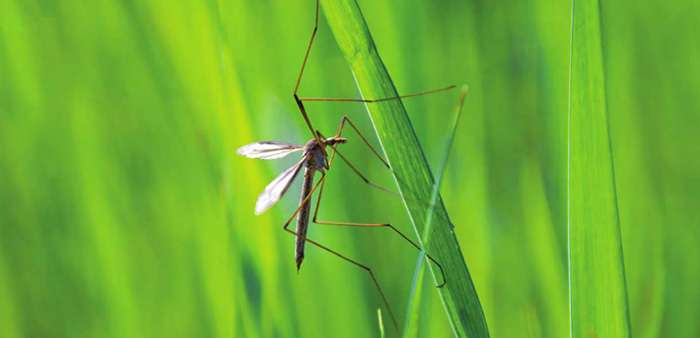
[[282, 172, 400, 333], [316, 118, 447, 287], [315, 87, 471, 288], [292, 0, 319, 97], [333, 150, 398, 196], [293, 0, 325, 153], [328, 83, 469, 203], [332, 116, 388, 168], [301, 84, 457, 103], [313, 150, 446, 287], [291, 0, 452, 157], [330, 116, 429, 207], [311, 208, 447, 288]]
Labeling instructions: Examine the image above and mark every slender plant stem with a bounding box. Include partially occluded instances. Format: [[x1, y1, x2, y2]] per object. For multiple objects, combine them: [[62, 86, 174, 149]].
[[319, 0, 489, 336]]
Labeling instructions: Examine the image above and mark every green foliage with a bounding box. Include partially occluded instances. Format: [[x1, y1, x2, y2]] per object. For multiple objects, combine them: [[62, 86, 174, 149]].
[[0, 0, 698, 337], [568, 0, 630, 335]]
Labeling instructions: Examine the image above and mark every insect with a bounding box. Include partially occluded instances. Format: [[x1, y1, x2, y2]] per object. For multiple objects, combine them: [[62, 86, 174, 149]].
[[237, 0, 463, 332], [236, 118, 447, 332]]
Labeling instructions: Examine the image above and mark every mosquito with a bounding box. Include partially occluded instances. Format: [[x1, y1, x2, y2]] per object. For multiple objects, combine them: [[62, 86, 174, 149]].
[[237, 0, 465, 332]]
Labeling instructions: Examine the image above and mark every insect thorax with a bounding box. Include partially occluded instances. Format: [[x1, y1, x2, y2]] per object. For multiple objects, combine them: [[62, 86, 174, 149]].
[[303, 140, 328, 171]]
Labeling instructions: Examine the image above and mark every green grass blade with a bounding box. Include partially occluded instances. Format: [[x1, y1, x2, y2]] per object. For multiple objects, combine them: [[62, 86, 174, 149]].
[[378, 308, 386, 338], [568, 0, 631, 335], [403, 260, 426, 338], [404, 86, 469, 337], [318, 1, 488, 336]]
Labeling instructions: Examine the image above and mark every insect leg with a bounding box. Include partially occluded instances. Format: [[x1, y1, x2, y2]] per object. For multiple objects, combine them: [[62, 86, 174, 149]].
[[314, 145, 447, 287], [292, 0, 326, 152], [293, 0, 319, 97], [330, 83, 469, 199], [332, 115, 389, 168], [311, 173, 446, 288], [299, 84, 457, 103], [282, 172, 400, 333]]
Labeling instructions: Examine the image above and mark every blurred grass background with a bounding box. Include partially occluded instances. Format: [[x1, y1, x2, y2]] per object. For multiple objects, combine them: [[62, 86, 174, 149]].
[[0, 0, 698, 337]]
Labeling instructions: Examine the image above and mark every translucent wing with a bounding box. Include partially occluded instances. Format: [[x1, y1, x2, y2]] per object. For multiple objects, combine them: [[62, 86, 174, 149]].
[[255, 159, 305, 215], [236, 141, 303, 160]]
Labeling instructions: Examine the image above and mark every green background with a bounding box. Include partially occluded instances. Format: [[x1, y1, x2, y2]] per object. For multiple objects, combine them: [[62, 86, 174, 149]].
[[0, 0, 698, 337]]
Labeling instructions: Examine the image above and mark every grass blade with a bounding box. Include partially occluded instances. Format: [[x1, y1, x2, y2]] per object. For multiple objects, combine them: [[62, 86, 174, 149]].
[[404, 86, 469, 337], [378, 308, 386, 338], [568, 0, 631, 335], [319, 1, 489, 336]]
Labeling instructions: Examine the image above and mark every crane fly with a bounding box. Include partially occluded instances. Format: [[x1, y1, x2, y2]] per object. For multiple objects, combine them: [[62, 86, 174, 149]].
[[237, 135, 346, 270], [237, 0, 467, 333], [236, 116, 450, 273], [237, 114, 456, 332]]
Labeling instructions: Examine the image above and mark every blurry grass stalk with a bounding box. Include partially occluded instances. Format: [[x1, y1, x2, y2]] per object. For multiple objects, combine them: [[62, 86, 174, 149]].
[[378, 308, 386, 338], [568, 0, 631, 336], [319, 0, 489, 336], [404, 86, 469, 337]]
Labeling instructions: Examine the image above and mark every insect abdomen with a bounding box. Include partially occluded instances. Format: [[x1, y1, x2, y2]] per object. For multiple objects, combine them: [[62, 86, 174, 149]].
[[295, 167, 314, 272]]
